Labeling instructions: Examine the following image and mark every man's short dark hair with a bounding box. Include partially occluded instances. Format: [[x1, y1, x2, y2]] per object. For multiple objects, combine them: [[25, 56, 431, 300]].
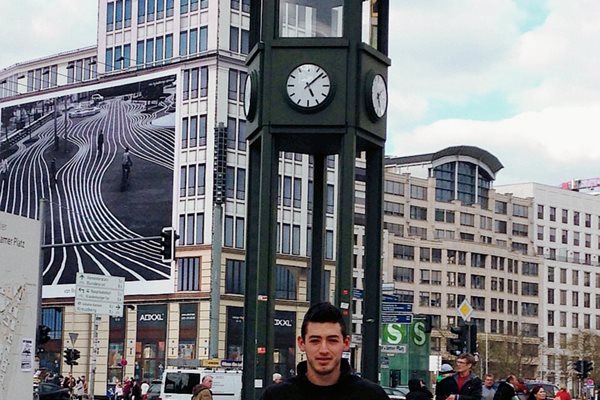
[[457, 352, 477, 366], [301, 302, 348, 339]]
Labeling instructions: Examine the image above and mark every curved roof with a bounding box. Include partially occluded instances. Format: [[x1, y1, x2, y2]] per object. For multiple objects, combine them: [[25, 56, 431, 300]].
[[432, 145, 503, 173]]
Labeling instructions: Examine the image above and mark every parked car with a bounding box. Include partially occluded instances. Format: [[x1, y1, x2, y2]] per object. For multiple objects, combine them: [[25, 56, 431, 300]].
[[69, 107, 101, 118], [147, 382, 161, 400], [35, 382, 70, 400], [91, 93, 104, 103], [383, 386, 409, 400]]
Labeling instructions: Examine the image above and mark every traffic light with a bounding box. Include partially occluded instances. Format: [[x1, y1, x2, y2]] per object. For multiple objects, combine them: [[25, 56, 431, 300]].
[[36, 325, 51, 354], [468, 323, 478, 354], [160, 227, 179, 263], [64, 348, 73, 365], [573, 360, 584, 378], [72, 349, 81, 364], [583, 360, 594, 378], [448, 324, 468, 355]]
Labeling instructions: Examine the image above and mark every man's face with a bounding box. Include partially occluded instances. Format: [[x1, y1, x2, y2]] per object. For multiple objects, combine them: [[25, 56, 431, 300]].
[[203, 376, 213, 389], [484, 376, 494, 387], [455, 358, 471, 374], [298, 321, 350, 380]]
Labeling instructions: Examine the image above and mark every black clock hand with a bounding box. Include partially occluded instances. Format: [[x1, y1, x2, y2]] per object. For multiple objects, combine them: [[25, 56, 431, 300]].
[[304, 73, 324, 89]]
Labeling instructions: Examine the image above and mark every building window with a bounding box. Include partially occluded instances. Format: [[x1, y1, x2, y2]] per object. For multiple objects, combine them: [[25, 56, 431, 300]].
[[276, 265, 297, 300], [225, 259, 245, 294], [177, 257, 200, 291]]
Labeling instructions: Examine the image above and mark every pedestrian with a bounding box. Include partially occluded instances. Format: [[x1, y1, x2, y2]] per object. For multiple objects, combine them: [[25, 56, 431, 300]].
[[115, 382, 124, 400], [121, 147, 132, 185], [75, 376, 85, 400], [437, 364, 454, 383], [97, 129, 104, 156], [272, 373, 283, 384], [259, 301, 389, 400], [192, 375, 214, 400], [482, 374, 496, 400], [528, 386, 547, 400], [0, 157, 8, 185], [435, 353, 482, 400], [131, 379, 142, 400], [493, 374, 519, 400], [50, 157, 57, 185], [407, 378, 433, 400], [141, 380, 149, 400], [555, 387, 571, 400], [122, 377, 132, 400]]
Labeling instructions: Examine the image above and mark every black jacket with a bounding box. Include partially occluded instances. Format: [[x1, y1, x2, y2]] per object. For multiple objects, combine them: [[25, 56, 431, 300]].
[[435, 373, 482, 400], [493, 382, 516, 400], [260, 359, 390, 400]]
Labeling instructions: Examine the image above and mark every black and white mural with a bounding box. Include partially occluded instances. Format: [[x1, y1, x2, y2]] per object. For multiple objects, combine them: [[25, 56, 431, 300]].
[[0, 74, 177, 297]]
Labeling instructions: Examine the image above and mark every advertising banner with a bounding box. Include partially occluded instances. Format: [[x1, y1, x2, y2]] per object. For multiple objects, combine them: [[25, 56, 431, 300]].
[[0, 74, 177, 297]]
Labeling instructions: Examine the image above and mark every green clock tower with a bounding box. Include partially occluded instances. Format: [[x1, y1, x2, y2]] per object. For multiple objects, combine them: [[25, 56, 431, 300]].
[[242, 1, 390, 398]]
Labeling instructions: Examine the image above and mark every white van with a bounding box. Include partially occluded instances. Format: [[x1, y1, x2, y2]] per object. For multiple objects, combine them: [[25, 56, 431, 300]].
[[160, 369, 242, 400]]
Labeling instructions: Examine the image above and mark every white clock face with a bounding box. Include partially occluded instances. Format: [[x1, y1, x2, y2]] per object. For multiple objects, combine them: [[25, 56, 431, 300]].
[[286, 63, 331, 109], [243, 74, 252, 117], [371, 74, 388, 118]]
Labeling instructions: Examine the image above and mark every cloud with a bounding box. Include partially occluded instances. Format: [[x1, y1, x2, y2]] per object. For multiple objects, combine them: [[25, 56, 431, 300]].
[[0, 0, 97, 69], [386, 1, 600, 185]]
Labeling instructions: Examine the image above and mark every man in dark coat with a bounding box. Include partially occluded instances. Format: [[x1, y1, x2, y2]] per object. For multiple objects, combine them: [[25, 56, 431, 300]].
[[435, 353, 482, 400], [493, 375, 519, 400], [260, 302, 390, 400]]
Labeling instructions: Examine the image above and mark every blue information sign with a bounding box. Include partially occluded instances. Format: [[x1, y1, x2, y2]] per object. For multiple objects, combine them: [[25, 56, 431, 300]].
[[381, 314, 413, 324], [381, 302, 413, 313], [382, 294, 400, 302]]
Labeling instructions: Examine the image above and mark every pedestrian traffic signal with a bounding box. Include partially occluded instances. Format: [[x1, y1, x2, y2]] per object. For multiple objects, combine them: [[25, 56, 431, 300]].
[[468, 323, 478, 354], [583, 360, 594, 378], [64, 348, 73, 365], [37, 325, 51, 345], [72, 349, 81, 363], [448, 324, 468, 355], [573, 360, 584, 378], [160, 227, 179, 263]]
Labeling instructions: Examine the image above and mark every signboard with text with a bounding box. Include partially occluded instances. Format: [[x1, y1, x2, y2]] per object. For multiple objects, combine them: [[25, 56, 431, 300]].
[[75, 273, 125, 317]]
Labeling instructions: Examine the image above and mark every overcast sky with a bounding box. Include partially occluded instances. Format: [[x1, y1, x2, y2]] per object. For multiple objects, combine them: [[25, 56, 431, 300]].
[[2, 1, 600, 186]]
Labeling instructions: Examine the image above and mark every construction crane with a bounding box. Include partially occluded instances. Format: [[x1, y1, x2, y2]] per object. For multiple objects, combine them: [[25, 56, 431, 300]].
[[561, 177, 600, 191]]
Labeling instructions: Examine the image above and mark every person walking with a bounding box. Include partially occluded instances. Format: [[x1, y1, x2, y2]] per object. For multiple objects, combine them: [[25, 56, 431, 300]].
[[407, 379, 433, 400], [435, 353, 482, 400], [437, 364, 454, 383], [272, 373, 283, 384], [555, 387, 571, 400], [527, 386, 547, 400], [131, 379, 142, 400], [50, 157, 57, 185], [192, 375, 214, 400], [482, 374, 496, 400], [0, 157, 8, 185], [121, 147, 132, 189], [259, 302, 390, 400], [493, 374, 519, 400], [97, 129, 104, 157]]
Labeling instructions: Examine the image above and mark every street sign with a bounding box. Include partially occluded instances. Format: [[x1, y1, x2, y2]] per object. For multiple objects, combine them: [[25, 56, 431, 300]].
[[381, 345, 407, 354], [382, 294, 400, 302], [381, 302, 413, 313], [69, 332, 79, 346], [75, 273, 125, 317], [352, 288, 364, 299], [457, 299, 474, 321], [381, 314, 413, 324]]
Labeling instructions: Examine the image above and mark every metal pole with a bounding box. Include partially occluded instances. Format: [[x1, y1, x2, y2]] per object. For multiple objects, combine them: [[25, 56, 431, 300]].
[[37, 199, 47, 356], [89, 314, 100, 400], [209, 202, 222, 357]]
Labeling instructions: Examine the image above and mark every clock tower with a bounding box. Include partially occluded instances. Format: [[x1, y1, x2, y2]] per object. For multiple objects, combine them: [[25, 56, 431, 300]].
[[242, 1, 390, 398]]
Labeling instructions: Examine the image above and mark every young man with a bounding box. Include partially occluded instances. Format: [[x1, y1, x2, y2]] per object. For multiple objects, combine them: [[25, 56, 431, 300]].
[[482, 374, 496, 400], [260, 302, 389, 400], [493, 374, 519, 400], [435, 353, 482, 400]]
